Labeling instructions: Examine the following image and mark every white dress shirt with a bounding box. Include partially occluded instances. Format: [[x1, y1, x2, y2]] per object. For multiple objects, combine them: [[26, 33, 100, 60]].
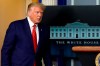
[[27, 17, 39, 44]]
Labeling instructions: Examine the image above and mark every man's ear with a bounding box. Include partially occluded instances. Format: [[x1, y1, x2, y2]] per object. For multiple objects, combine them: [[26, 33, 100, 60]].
[[27, 9, 32, 16], [27, 11, 30, 16]]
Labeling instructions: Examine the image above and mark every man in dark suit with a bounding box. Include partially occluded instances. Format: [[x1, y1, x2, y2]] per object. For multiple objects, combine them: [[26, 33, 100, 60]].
[[1, 2, 51, 66]]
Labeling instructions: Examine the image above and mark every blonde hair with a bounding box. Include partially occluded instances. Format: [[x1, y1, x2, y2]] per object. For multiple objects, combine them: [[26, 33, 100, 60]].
[[27, 2, 46, 12]]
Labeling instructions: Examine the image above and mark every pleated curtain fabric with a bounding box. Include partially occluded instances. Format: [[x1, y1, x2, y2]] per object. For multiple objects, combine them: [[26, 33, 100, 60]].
[[32, 0, 38, 3]]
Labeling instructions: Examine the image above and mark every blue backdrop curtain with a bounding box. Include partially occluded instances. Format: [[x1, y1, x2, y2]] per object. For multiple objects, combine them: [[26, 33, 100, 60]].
[[39, 0, 67, 5], [39, 0, 42, 3], [58, 0, 67, 5]]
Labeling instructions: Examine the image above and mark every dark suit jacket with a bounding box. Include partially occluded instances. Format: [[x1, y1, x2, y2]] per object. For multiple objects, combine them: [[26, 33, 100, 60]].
[[1, 18, 51, 66]]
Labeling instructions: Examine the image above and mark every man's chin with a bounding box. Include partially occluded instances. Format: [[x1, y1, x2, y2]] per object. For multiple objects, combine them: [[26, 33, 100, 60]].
[[35, 21, 41, 24]]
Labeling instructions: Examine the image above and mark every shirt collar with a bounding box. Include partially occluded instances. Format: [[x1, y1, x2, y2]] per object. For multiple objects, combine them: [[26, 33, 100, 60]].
[[27, 16, 37, 27]]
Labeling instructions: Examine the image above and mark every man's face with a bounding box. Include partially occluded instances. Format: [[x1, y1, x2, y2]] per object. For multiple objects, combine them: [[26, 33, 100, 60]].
[[28, 6, 44, 24]]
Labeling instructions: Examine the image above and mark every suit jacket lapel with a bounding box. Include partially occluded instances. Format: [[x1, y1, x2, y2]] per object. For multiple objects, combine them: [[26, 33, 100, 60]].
[[23, 18, 34, 52], [36, 24, 43, 53], [23, 18, 43, 54], [24, 18, 32, 39]]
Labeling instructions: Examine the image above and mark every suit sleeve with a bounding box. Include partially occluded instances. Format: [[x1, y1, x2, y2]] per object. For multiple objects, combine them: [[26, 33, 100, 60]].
[[1, 22, 16, 66]]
